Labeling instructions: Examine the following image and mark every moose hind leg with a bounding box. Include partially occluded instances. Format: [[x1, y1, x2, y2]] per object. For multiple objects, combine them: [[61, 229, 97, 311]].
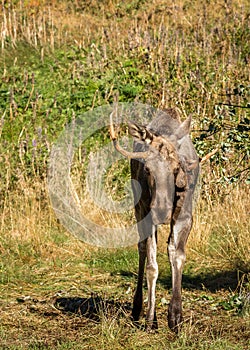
[[168, 218, 192, 333]]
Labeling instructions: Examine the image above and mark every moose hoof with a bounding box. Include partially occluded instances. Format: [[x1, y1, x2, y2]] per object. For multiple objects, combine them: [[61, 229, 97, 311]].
[[145, 320, 158, 333], [168, 314, 183, 334], [168, 301, 183, 333], [132, 307, 142, 323]]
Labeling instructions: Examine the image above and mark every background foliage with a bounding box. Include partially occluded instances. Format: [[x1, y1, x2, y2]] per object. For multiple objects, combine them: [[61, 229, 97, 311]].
[[0, 1, 249, 349], [0, 0, 249, 193]]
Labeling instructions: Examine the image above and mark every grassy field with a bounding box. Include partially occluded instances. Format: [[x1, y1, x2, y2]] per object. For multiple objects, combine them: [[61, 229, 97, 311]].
[[0, 0, 250, 349]]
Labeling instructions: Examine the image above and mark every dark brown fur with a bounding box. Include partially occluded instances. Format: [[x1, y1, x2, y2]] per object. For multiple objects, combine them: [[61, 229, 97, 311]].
[[112, 108, 199, 333]]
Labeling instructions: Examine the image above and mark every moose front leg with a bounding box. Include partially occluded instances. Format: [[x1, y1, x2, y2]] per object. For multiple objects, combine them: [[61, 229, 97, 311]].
[[145, 227, 158, 331], [132, 199, 152, 324], [167, 217, 192, 333], [132, 240, 147, 323], [132, 228, 158, 331]]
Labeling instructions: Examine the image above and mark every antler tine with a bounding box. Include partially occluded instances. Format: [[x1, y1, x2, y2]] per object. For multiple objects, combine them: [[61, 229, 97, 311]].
[[109, 111, 148, 160], [109, 111, 117, 141]]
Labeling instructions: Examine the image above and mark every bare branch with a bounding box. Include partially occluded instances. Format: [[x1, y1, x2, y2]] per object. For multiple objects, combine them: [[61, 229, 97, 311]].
[[200, 148, 219, 164]]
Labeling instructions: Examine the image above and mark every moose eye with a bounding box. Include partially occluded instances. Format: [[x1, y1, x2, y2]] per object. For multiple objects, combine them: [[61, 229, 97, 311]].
[[144, 166, 150, 174]]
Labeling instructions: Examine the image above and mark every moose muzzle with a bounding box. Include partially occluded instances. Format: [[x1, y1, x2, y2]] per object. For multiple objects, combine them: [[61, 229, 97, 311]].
[[151, 207, 172, 225]]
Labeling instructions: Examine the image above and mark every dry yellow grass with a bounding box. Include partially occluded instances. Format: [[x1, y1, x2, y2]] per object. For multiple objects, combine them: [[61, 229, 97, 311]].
[[0, 1, 249, 348], [1, 160, 249, 271]]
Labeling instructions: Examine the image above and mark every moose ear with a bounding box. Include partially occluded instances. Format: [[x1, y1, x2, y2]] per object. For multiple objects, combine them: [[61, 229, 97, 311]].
[[128, 122, 154, 144], [174, 115, 192, 141]]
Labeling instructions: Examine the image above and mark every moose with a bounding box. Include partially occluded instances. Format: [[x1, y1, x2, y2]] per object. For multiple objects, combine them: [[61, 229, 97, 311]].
[[110, 108, 201, 333]]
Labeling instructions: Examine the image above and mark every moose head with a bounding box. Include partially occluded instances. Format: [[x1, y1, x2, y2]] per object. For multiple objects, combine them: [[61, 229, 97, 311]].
[[110, 114, 198, 226]]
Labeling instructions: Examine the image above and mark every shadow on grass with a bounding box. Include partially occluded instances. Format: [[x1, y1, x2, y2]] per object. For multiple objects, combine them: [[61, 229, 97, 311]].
[[54, 270, 249, 320], [118, 267, 249, 292], [54, 295, 132, 321], [158, 269, 249, 292]]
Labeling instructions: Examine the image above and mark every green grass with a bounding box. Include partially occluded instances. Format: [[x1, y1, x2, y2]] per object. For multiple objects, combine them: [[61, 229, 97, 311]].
[[0, 0, 250, 349], [0, 218, 249, 349]]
